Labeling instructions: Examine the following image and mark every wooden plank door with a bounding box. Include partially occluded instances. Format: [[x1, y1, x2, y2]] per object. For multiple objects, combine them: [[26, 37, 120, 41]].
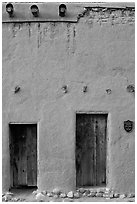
[[76, 114, 95, 186], [10, 124, 37, 187], [27, 125, 37, 186], [96, 115, 107, 186], [76, 114, 107, 187], [10, 125, 27, 187]]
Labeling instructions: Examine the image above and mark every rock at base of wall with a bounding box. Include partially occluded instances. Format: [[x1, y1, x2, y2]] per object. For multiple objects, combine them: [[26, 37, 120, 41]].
[[119, 194, 126, 199], [60, 193, 67, 198], [114, 193, 120, 198], [109, 192, 114, 198], [47, 192, 54, 197], [35, 192, 46, 201], [41, 190, 47, 195], [2, 194, 13, 201], [67, 191, 74, 198], [74, 192, 80, 198], [78, 188, 86, 194], [89, 192, 96, 197], [127, 193, 135, 198], [96, 192, 103, 197], [53, 194, 59, 198], [32, 190, 39, 195]]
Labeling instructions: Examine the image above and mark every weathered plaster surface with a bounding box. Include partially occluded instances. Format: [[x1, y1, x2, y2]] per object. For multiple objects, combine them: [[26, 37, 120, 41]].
[[2, 3, 135, 193]]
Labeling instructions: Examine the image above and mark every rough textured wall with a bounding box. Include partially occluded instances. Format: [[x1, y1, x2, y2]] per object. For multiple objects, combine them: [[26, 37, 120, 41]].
[[2, 4, 135, 193]]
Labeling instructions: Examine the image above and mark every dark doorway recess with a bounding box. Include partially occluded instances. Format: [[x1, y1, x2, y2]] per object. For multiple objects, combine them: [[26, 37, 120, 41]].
[[9, 124, 37, 188], [76, 113, 107, 187]]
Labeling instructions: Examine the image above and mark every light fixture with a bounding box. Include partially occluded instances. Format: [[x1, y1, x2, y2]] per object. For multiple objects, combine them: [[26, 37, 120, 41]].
[[30, 5, 39, 17], [59, 4, 67, 17], [6, 3, 14, 17]]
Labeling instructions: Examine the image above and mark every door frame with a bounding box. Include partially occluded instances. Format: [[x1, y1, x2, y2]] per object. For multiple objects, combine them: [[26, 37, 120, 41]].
[[9, 122, 39, 188], [75, 111, 110, 187]]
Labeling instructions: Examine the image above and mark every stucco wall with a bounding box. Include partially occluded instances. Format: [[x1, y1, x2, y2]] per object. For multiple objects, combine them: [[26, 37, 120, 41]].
[[2, 3, 135, 194]]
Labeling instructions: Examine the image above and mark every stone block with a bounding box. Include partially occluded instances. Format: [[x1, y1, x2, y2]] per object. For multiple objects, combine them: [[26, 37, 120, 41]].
[[6, 192, 14, 196], [67, 191, 74, 198], [3, 194, 12, 201], [11, 198, 20, 202], [60, 193, 67, 198], [119, 194, 126, 199], [109, 192, 114, 198], [35, 192, 46, 201], [74, 192, 80, 198], [103, 193, 109, 198], [47, 192, 54, 197], [90, 192, 96, 197], [79, 188, 86, 193], [96, 192, 103, 197], [53, 194, 59, 198], [114, 193, 120, 198], [82, 192, 87, 197], [32, 190, 39, 195], [127, 193, 135, 198], [41, 190, 47, 195], [85, 190, 90, 195]]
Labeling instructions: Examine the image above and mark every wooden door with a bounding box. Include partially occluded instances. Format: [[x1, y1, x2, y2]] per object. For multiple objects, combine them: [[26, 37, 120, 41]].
[[76, 114, 107, 187], [10, 124, 37, 187], [26, 125, 37, 186]]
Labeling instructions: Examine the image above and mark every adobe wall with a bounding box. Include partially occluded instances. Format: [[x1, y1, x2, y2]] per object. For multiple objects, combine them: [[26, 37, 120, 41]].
[[2, 3, 135, 193]]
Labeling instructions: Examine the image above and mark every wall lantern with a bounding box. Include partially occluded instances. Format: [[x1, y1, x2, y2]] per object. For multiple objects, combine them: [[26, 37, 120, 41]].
[[6, 3, 14, 17], [62, 85, 68, 93], [59, 4, 67, 17], [30, 5, 39, 17]]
